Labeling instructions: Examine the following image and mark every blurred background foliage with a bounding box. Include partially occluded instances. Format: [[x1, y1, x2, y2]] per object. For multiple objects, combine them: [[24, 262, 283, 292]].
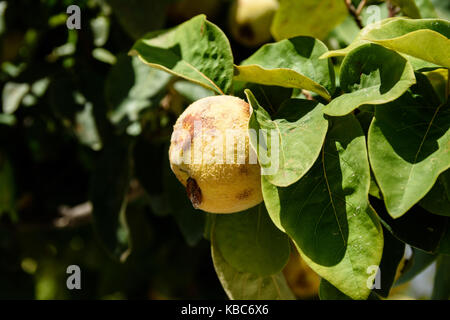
[[0, 0, 448, 300]]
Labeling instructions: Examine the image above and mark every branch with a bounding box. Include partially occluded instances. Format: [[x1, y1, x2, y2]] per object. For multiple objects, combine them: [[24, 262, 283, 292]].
[[345, 0, 364, 29], [54, 202, 93, 228], [387, 0, 401, 17]]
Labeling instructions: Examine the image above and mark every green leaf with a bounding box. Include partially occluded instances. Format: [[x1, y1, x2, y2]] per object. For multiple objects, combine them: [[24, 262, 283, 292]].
[[214, 204, 290, 276], [419, 170, 450, 216], [371, 197, 447, 253], [271, 0, 348, 41], [130, 15, 233, 95], [90, 137, 133, 260], [105, 54, 171, 133], [432, 254, 450, 299], [246, 90, 328, 187], [323, 18, 450, 69], [368, 91, 450, 218], [374, 228, 406, 298], [235, 37, 335, 100], [423, 68, 449, 104], [262, 115, 384, 300], [324, 43, 416, 116], [211, 232, 295, 300]]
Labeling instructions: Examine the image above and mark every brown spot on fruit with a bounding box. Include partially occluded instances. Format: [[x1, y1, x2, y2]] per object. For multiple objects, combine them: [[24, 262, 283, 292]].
[[239, 166, 248, 175], [187, 178, 202, 209], [236, 188, 252, 200]]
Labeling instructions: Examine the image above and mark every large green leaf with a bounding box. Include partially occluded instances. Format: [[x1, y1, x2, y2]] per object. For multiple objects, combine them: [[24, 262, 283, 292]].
[[262, 115, 384, 300], [214, 204, 290, 276], [323, 18, 450, 69], [90, 136, 133, 260], [371, 197, 447, 253], [130, 15, 233, 95], [235, 37, 335, 100], [105, 55, 171, 134], [211, 233, 294, 300], [419, 170, 450, 216], [271, 0, 348, 41], [246, 90, 328, 187], [368, 92, 450, 218], [324, 43, 415, 116]]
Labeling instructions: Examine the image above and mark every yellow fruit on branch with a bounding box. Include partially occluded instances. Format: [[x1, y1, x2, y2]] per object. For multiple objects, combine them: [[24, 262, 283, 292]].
[[169, 95, 263, 214], [229, 0, 279, 47]]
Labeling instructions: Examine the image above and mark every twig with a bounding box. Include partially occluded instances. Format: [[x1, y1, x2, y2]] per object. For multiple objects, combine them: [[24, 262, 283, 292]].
[[356, 0, 367, 15], [387, 0, 400, 17], [345, 0, 364, 29], [301, 90, 314, 101], [54, 202, 93, 228]]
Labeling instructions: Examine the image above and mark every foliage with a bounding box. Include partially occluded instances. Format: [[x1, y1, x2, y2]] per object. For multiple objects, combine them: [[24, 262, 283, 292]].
[[0, 0, 449, 300]]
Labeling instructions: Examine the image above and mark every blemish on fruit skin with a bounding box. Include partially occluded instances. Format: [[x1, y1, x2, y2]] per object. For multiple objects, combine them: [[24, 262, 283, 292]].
[[236, 188, 252, 200], [239, 166, 249, 175], [187, 178, 202, 208]]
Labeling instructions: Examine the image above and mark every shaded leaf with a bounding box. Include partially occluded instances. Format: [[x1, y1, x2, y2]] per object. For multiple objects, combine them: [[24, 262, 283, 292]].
[[211, 232, 294, 300], [246, 90, 328, 187], [262, 115, 384, 300], [319, 278, 351, 300], [368, 91, 450, 218], [107, 0, 175, 39], [371, 196, 447, 253], [324, 43, 415, 116], [419, 170, 450, 216], [130, 15, 233, 95], [271, 0, 348, 41], [319, 278, 381, 300], [214, 204, 290, 276], [431, 255, 450, 299], [235, 37, 335, 100], [437, 225, 450, 255]]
